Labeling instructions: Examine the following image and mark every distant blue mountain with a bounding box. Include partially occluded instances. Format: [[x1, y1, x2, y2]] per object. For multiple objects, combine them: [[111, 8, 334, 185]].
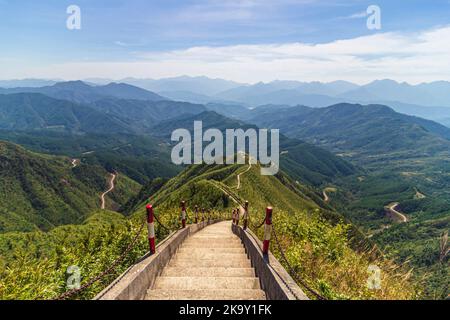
[[0, 79, 60, 88], [117, 76, 244, 96], [0, 81, 168, 104]]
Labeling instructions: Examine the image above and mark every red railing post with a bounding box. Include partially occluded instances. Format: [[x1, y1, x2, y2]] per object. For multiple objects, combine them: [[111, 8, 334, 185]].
[[235, 207, 240, 226], [146, 204, 156, 255], [181, 201, 187, 228], [243, 201, 249, 230], [232, 209, 236, 224], [263, 207, 273, 255]]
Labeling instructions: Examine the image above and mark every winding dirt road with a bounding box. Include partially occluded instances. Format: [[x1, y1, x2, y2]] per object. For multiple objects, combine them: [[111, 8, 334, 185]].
[[71, 159, 79, 168], [101, 173, 116, 210], [323, 190, 330, 202], [386, 203, 408, 223], [322, 188, 337, 203]]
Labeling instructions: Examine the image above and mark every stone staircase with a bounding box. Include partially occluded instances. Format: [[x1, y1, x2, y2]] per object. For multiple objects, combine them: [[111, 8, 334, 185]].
[[146, 221, 266, 300]]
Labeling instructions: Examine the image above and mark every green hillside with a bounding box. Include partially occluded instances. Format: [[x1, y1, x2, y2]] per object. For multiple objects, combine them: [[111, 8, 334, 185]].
[[246, 103, 450, 159], [90, 98, 206, 129], [0, 141, 140, 232], [0, 131, 181, 185], [0, 93, 134, 134], [0, 210, 147, 300]]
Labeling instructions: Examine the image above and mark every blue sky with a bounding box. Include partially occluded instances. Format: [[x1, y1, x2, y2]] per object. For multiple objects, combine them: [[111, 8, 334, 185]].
[[1, 0, 450, 83]]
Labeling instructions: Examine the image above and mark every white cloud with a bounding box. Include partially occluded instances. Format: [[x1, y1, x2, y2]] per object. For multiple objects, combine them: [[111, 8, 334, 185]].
[[172, 0, 316, 23], [3, 25, 450, 84], [340, 11, 368, 19], [114, 40, 146, 47]]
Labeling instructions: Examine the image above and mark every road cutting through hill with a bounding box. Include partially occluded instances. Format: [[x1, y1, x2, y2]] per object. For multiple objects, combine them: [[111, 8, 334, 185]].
[[322, 188, 337, 203], [386, 203, 408, 223], [101, 173, 116, 210], [71, 159, 79, 168], [323, 190, 330, 202]]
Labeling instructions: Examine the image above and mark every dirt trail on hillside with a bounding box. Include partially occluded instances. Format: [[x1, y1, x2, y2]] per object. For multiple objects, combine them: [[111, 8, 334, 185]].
[[386, 203, 408, 223], [414, 188, 426, 199], [322, 188, 337, 203], [236, 162, 252, 190], [71, 159, 79, 168], [323, 190, 330, 202], [101, 173, 116, 210]]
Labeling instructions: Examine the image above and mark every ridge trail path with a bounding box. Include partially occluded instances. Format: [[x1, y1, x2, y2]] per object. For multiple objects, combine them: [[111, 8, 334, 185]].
[[386, 203, 408, 223], [235, 153, 255, 190], [236, 162, 252, 190], [101, 173, 116, 210], [215, 183, 245, 217]]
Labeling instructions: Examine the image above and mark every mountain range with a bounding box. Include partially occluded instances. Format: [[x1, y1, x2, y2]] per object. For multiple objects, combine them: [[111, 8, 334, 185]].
[[6, 76, 450, 107], [81, 77, 450, 127], [5, 77, 450, 126], [116, 77, 450, 126], [242, 103, 450, 159], [0, 81, 167, 104]]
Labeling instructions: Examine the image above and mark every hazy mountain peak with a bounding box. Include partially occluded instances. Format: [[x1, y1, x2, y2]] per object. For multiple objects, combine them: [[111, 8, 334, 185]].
[[53, 80, 92, 89]]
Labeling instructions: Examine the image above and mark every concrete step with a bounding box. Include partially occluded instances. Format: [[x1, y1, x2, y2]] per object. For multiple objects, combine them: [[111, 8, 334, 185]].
[[162, 267, 255, 277], [175, 252, 246, 260], [183, 238, 242, 245], [182, 242, 243, 249], [146, 289, 266, 300], [177, 247, 245, 254], [145, 221, 265, 300], [189, 233, 237, 240], [153, 276, 261, 290], [169, 258, 251, 268]]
